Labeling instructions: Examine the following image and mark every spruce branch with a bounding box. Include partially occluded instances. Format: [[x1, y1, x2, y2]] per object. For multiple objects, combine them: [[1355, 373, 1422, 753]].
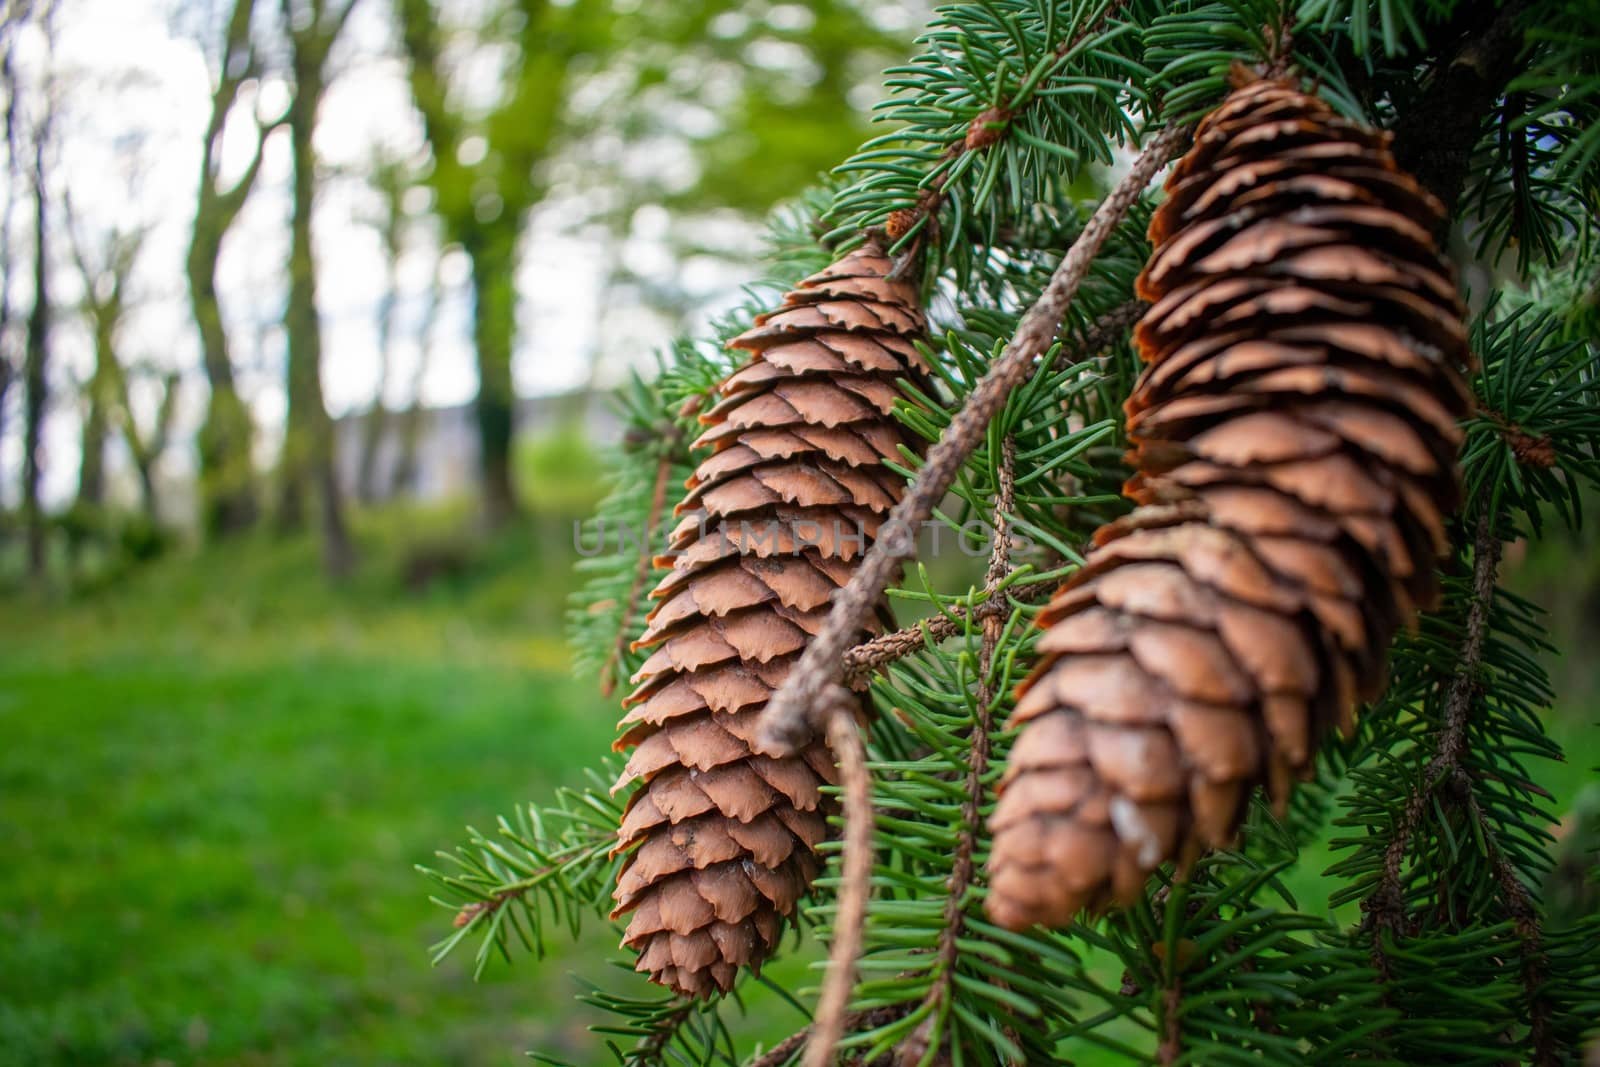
[[889, 0, 1132, 257], [1361, 510, 1555, 1062], [1365, 513, 1501, 958], [421, 776, 623, 977], [899, 437, 1020, 1066], [758, 127, 1188, 756]]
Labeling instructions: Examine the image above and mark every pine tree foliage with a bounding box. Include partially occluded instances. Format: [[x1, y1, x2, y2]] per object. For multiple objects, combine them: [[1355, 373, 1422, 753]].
[[428, 0, 1600, 1062]]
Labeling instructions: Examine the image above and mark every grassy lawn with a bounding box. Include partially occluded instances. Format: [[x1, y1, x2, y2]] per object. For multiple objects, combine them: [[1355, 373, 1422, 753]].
[[0, 517, 645, 1066], [1, 501, 1594, 1066]]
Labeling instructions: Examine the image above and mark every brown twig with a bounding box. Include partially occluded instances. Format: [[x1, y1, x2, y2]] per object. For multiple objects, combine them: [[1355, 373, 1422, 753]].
[[749, 1009, 909, 1067], [1366, 512, 1501, 958], [840, 298, 1141, 686], [747, 1026, 813, 1067], [1483, 406, 1557, 469], [1361, 511, 1553, 1061], [638, 1000, 699, 1061], [759, 123, 1190, 757], [599, 443, 677, 697], [894, 0, 1132, 250], [900, 439, 1021, 1066], [1157, 984, 1184, 1065], [842, 574, 1057, 682], [804, 693, 877, 1067]]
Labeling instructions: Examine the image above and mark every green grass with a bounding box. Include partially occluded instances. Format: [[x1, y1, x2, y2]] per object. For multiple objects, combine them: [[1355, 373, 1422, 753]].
[[0, 514, 644, 1066]]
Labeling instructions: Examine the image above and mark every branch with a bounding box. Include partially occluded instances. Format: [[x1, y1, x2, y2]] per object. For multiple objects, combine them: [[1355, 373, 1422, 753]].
[[1391, 0, 1532, 219], [201, 0, 261, 176], [746, 1028, 810, 1067], [1361, 510, 1554, 1063], [804, 697, 875, 1067], [1365, 513, 1501, 955], [747, 1011, 891, 1067], [636, 1000, 698, 1062], [757, 124, 1189, 755], [899, 438, 1019, 1065], [892, 0, 1131, 246], [1157, 983, 1183, 1065], [842, 572, 1057, 683], [396, 0, 463, 178], [216, 101, 290, 224]]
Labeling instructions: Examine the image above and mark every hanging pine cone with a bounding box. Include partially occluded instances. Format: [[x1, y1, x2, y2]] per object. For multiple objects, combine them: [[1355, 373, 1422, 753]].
[[612, 242, 928, 996], [986, 77, 1473, 930]]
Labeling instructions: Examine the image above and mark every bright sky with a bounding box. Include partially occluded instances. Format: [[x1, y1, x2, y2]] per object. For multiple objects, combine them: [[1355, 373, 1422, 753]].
[[3, 0, 775, 507]]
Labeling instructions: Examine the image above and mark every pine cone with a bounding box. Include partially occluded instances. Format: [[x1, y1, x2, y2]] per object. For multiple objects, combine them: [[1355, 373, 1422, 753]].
[[986, 79, 1473, 930], [612, 243, 928, 996]]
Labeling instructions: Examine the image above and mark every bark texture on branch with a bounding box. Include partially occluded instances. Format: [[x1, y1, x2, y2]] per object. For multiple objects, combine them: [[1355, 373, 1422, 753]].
[[757, 124, 1191, 758]]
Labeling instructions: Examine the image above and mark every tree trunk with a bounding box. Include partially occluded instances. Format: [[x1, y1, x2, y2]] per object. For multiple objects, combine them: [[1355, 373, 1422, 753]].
[[76, 321, 114, 510], [355, 393, 388, 502], [183, 0, 268, 538], [391, 258, 441, 497], [354, 281, 394, 503], [187, 223, 259, 535], [133, 458, 158, 521], [466, 229, 519, 526], [278, 28, 353, 576], [123, 369, 178, 524], [22, 125, 50, 581], [0, 361, 13, 486]]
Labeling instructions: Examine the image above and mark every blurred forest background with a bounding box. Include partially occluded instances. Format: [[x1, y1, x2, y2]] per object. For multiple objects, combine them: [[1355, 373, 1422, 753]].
[[0, 1, 1595, 1065]]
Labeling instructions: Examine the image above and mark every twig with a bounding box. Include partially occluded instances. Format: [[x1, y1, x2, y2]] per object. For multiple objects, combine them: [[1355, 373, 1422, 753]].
[[600, 444, 677, 697], [1482, 406, 1557, 469], [638, 1000, 698, 1061], [1366, 512, 1501, 960], [759, 123, 1189, 756], [843, 574, 1057, 682], [1362, 511, 1552, 1062], [901, 438, 1020, 1066], [1157, 984, 1184, 1065], [749, 1009, 904, 1067], [747, 1026, 812, 1067], [805, 696, 876, 1067], [893, 0, 1131, 245], [842, 299, 1139, 684]]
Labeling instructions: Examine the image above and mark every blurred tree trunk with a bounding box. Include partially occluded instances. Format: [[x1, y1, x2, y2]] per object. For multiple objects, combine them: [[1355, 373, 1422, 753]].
[[0, 27, 20, 497], [355, 158, 405, 503], [76, 348, 108, 508], [397, 0, 608, 526], [186, 0, 280, 538], [64, 197, 142, 513], [276, 0, 357, 577], [464, 226, 517, 524], [392, 259, 441, 497], [115, 367, 178, 523], [22, 89, 49, 580]]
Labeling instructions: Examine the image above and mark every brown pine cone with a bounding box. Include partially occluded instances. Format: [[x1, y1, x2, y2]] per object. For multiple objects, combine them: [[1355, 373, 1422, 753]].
[[612, 243, 929, 996], [986, 78, 1473, 930]]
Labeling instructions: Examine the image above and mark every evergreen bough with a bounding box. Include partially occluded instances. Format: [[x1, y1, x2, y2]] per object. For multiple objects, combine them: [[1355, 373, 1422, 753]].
[[423, 1, 1600, 1062]]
